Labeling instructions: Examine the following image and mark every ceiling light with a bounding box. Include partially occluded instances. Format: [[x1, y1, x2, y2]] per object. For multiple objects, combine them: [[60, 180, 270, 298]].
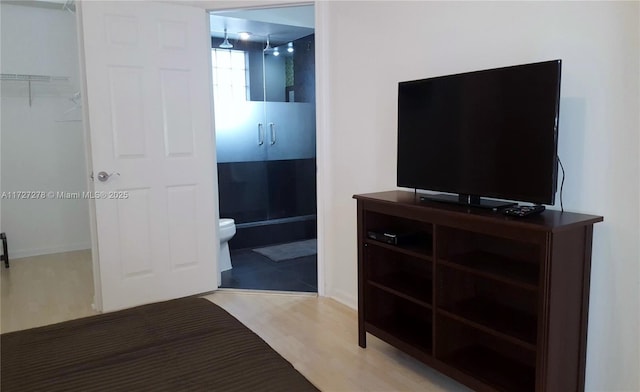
[[287, 42, 294, 53], [239, 32, 251, 40], [219, 28, 233, 49], [273, 47, 280, 56]]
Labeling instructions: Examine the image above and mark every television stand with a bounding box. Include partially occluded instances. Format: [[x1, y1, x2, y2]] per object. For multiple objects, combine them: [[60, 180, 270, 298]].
[[354, 191, 603, 392], [419, 193, 516, 210]]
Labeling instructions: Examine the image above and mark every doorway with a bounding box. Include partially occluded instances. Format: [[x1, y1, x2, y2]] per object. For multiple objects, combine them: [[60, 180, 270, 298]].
[[210, 6, 317, 292], [0, 1, 97, 330]]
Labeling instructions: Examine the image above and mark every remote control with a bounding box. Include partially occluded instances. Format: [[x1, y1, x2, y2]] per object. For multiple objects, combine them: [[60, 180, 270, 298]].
[[502, 205, 545, 217]]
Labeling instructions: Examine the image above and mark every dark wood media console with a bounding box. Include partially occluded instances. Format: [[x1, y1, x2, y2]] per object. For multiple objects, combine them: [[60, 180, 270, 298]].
[[354, 191, 603, 392]]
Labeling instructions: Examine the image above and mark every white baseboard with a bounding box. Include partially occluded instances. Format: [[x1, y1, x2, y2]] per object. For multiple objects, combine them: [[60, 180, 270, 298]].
[[328, 287, 357, 310], [10, 242, 92, 260]]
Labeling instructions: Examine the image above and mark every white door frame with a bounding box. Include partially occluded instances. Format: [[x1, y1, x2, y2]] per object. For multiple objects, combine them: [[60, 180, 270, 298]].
[[206, 1, 327, 297], [75, 5, 103, 310], [314, 1, 329, 298]]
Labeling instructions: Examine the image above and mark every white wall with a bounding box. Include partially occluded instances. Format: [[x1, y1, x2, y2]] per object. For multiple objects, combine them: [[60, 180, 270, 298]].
[[0, 3, 90, 258], [322, 1, 639, 391]]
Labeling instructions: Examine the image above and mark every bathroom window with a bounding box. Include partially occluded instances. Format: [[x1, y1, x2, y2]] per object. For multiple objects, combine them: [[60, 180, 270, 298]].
[[211, 49, 249, 103]]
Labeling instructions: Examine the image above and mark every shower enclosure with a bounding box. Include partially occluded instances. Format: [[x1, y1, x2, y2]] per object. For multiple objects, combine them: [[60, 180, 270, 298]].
[[210, 7, 317, 291]]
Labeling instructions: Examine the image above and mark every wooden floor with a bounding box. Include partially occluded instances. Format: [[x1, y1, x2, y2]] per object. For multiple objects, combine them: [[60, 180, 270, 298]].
[[206, 292, 468, 391], [1, 250, 98, 333], [1, 253, 468, 391]]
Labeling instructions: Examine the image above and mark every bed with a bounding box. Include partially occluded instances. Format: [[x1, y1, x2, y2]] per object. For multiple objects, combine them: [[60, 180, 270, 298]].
[[1, 297, 319, 391]]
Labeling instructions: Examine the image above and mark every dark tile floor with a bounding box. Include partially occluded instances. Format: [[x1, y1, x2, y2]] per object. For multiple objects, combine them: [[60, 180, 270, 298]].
[[220, 248, 317, 292]]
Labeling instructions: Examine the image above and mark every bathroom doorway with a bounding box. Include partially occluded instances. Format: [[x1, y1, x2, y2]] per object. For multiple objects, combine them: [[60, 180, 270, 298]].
[[210, 6, 317, 292]]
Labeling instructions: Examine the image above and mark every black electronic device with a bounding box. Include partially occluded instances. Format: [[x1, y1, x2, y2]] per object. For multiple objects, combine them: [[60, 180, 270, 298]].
[[502, 204, 546, 217], [367, 230, 415, 246], [397, 60, 562, 209]]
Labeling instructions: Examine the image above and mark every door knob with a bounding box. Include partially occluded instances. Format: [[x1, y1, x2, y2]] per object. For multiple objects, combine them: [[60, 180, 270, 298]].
[[96, 171, 120, 182]]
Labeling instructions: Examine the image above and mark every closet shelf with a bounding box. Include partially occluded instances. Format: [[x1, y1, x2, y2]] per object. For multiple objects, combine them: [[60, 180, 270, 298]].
[[1, 73, 69, 82], [1, 73, 70, 106]]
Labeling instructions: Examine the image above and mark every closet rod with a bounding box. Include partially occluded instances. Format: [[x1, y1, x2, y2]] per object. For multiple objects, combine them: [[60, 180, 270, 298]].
[[0, 73, 68, 82], [0, 73, 70, 106]]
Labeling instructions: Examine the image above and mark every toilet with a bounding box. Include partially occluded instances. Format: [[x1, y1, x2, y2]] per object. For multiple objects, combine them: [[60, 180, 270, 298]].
[[219, 218, 236, 272]]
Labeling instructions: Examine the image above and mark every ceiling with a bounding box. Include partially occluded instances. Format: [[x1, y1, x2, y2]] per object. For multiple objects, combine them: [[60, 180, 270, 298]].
[[6, 1, 314, 47], [209, 5, 314, 46]]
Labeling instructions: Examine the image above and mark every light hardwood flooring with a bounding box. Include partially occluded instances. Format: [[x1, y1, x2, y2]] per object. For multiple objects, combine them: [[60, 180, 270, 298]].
[[206, 291, 469, 391], [1, 250, 98, 333], [1, 253, 467, 391]]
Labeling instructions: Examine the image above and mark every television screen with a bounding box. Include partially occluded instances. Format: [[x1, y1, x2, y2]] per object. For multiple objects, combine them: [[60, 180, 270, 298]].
[[397, 60, 561, 206]]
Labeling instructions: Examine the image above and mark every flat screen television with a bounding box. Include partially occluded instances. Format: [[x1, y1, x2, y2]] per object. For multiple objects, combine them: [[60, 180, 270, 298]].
[[397, 60, 562, 209]]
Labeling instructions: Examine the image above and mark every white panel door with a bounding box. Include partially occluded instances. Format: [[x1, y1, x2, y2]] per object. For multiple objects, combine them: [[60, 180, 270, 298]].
[[79, 1, 217, 311]]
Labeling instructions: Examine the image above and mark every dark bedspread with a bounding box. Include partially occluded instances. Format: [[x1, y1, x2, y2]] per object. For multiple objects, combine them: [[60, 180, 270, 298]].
[[1, 297, 319, 391]]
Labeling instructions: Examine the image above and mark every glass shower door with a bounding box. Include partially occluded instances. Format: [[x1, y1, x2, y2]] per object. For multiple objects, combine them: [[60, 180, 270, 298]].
[[265, 102, 315, 161], [262, 34, 316, 221], [214, 100, 266, 163], [212, 47, 269, 224], [213, 48, 267, 164]]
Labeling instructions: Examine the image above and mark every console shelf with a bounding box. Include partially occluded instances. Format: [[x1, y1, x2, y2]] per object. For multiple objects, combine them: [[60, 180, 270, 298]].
[[365, 239, 432, 261], [355, 191, 602, 392], [444, 345, 536, 392], [437, 303, 537, 351], [365, 319, 433, 355], [438, 252, 538, 290], [368, 277, 432, 308]]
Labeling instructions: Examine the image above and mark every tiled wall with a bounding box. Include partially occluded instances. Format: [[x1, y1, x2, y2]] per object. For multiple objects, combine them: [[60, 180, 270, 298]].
[[217, 158, 316, 249]]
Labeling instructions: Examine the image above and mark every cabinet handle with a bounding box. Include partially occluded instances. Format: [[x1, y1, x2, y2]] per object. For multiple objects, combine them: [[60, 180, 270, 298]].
[[269, 122, 276, 145], [257, 123, 264, 146]]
